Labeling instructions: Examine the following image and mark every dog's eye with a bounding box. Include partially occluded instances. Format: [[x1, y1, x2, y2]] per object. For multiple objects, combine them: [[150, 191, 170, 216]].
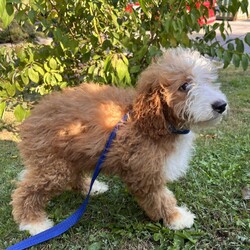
[[179, 82, 192, 92]]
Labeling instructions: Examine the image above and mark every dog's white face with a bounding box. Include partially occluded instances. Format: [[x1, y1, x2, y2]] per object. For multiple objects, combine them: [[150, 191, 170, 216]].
[[157, 48, 228, 128], [185, 80, 227, 127]]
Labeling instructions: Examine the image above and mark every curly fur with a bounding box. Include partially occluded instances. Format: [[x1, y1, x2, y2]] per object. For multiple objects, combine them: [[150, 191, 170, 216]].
[[11, 48, 228, 235]]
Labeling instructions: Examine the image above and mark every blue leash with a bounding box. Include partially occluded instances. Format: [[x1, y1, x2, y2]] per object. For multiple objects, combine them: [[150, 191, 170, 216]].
[[7, 113, 129, 250]]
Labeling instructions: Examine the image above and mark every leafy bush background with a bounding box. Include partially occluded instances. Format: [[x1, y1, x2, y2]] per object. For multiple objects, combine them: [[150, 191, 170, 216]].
[[0, 0, 250, 121]]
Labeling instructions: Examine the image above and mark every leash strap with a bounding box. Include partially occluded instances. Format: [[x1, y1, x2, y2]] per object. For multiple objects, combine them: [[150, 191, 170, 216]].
[[7, 113, 129, 250]]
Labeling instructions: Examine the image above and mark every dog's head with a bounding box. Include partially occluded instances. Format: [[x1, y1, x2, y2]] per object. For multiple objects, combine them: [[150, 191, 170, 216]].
[[133, 47, 228, 138]]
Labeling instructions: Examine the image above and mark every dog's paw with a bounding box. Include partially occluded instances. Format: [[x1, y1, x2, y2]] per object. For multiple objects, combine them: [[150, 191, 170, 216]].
[[19, 218, 54, 235], [17, 169, 28, 181], [167, 206, 195, 230], [90, 180, 109, 195]]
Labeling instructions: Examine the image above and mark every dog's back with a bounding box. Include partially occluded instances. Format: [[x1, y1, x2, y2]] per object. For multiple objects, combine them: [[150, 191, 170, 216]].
[[19, 83, 135, 164]]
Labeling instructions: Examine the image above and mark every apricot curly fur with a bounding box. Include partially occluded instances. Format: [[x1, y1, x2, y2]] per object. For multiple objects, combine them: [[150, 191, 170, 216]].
[[11, 48, 228, 235]]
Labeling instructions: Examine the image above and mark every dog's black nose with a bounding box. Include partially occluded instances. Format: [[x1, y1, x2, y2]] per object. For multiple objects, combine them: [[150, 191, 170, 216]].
[[212, 100, 227, 114]]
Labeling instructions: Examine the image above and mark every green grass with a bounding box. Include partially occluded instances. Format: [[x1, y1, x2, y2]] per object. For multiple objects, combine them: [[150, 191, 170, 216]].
[[1, 67, 250, 250]]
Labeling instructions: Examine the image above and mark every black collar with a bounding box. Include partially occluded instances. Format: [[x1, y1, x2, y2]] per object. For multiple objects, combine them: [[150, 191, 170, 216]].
[[169, 124, 190, 134]]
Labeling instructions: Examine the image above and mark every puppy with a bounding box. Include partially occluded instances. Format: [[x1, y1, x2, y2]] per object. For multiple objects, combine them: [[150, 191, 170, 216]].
[[11, 48, 227, 235]]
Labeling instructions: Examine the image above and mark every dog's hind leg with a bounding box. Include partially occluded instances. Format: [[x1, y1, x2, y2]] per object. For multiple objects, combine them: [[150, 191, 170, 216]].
[[11, 159, 73, 235]]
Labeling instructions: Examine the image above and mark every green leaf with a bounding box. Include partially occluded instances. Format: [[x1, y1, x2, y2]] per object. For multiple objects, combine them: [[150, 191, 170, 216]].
[[20, 71, 29, 85], [227, 43, 234, 51], [0, 102, 6, 119], [15, 81, 25, 92], [212, 23, 220, 30], [43, 72, 52, 85], [233, 54, 241, 67], [6, 3, 14, 17], [1, 3, 14, 28], [216, 48, 223, 59], [116, 59, 128, 81], [223, 51, 232, 68], [27, 9, 36, 23], [125, 71, 131, 85], [170, 234, 184, 249], [62, 38, 79, 55], [241, 54, 249, 71], [53, 28, 63, 41], [88, 65, 95, 74], [102, 39, 112, 50], [59, 82, 67, 89], [110, 12, 119, 29], [244, 33, 250, 46], [49, 58, 58, 70], [5, 82, 16, 97], [130, 65, 140, 74], [0, 0, 6, 17], [145, 223, 161, 232], [235, 38, 244, 53], [82, 52, 91, 63], [103, 55, 112, 71], [28, 67, 39, 83], [27, 49, 34, 64], [181, 33, 190, 47], [111, 54, 118, 68], [93, 55, 101, 60], [121, 54, 129, 66], [111, 72, 117, 84], [54, 73, 62, 82], [50, 74, 58, 86], [175, 231, 198, 244], [15, 9, 27, 22], [33, 64, 45, 76], [38, 86, 47, 95], [240, 0, 249, 14], [153, 232, 162, 242], [14, 104, 30, 122], [44, 62, 51, 72], [16, 47, 27, 62], [210, 46, 216, 57]]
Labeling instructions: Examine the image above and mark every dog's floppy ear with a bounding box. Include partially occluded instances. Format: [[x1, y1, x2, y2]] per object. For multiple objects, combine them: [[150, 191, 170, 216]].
[[132, 84, 168, 139]]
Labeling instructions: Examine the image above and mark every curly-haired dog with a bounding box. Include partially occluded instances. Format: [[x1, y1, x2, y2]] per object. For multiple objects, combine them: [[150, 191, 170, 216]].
[[11, 48, 228, 235]]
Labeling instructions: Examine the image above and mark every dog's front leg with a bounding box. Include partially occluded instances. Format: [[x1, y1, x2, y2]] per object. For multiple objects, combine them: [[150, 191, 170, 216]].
[[126, 179, 195, 230]]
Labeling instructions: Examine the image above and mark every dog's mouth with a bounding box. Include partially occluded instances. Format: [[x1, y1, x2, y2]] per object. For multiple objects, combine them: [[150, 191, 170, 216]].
[[207, 115, 223, 123], [189, 107, 228, 129], [195, 113, 225, 127]]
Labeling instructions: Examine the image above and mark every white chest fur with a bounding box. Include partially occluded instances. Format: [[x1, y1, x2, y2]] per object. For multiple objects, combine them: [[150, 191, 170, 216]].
[[164, 132, 196, 181]]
